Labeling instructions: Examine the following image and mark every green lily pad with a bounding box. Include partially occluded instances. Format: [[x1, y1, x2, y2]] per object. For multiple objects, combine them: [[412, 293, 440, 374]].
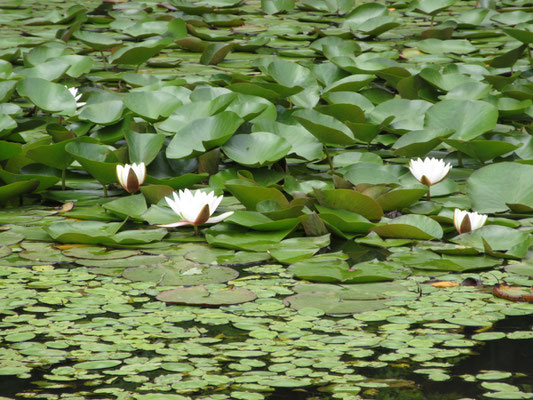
[[16, 78, 76, 116], [288, 258, 409, 283], [222, 132, 291, 167], [124, 91, 181, 121], [425, 99, 498, 141], [451, 225, 529, 259], [205, 224, 293, 251], [166, 111, 243, 159], [292, 108, 355, 146], [44, 220, 167, 246], [376, 188, 428, 212], [0, 166, 60, 192], [62, 246, 140, 260], [108, 38, 173, 66], [467, 162, 533, 213], [316, 205, 375, 235], [372, 215, 443, 240], [74, 360, 121, 370], [78, 91, 125, 125], [65, 140, 118, 185], [444, 139, 520, 163], [314, 188, 383, 221], [157, 285, 256, 305], [123, 260, 239, 286], [284, 282, 406, 314], [0, 180, 39, 204], [103, 194, 148, 220]]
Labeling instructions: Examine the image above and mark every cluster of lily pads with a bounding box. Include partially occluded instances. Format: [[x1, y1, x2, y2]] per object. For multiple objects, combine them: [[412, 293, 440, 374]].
[[1, 0, 533, 398]]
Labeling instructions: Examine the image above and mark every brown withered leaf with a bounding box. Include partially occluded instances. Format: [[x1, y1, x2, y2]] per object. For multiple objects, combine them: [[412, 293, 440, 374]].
[[493, 284, 533, 303]]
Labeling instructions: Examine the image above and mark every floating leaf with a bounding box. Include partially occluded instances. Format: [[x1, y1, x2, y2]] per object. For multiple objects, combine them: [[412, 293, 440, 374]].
[[124, 91, 181, 121], [157, 286, 256, 305], [16, 78, 76, 116], [467, 162, 533, 213], [493, 284, 533, 303], [451, 225, 529, 259], [425, 99, 498, 141], [200, 42, 233, 65], [314, 188, 383, 221], [288, 258, 408, 283], [166, 112, 243, 159], [372, 215, 443, 240], [109, 38, 173, 66], [123, 261, 239, 286], [292, 109, 355, 146], [222, 132, 291, 167]]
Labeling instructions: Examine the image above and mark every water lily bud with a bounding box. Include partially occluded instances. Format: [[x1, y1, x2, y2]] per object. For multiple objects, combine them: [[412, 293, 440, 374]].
[[454, 209, 487, 234], [116, 162, 146, 193]]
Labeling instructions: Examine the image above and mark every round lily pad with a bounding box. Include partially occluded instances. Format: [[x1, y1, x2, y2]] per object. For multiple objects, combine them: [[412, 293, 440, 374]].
[[123, 260, 239, 286], [62, 246, 141, 259], [74, 360, 122, 370], [156, 285, 257, 305]]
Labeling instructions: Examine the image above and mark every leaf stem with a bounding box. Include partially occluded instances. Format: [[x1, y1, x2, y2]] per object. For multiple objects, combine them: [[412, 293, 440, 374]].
[[61, 169, 66, 191], [323, 145, 334, 175], [100, 50, 108, 71]]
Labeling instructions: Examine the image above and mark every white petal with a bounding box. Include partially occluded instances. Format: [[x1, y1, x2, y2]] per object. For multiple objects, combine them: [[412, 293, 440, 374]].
[[208, 193, 223, 216], [131, 162, 146, 184], [116, 165, 125, 187], [122, 164, 132, 187], [409, 158, 424, 182], [453, 209, 468, 233], [180, 190, 205, 222], [166, 195, 185, 220], [206, 211, 234, 224], [157, 221, 192, 228], [68, 87, 78, 97], [470, 212, 487, 230]]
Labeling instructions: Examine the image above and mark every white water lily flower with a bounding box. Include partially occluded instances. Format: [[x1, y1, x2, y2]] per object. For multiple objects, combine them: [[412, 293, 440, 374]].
[[409, 157, 452, 186], [67, 87, 86, 108], [409, 157, 452, 200], [454, 209, 487, 234], [116, 162, 146, 193], [159, 189, 234, 230]]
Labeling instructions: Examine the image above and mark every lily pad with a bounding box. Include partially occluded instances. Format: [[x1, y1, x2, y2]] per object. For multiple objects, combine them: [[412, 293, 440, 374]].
[[157, 286, 256, 305], [372, 215, 443, 240], [123, 260, 239, 286]]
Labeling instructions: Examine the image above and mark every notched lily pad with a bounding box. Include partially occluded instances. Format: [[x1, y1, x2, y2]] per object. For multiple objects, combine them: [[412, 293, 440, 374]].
[[284, 282, 408, 314], [157, 285, 256, 305], [288, 258, 409, 283], [123, 260, 239, 286]]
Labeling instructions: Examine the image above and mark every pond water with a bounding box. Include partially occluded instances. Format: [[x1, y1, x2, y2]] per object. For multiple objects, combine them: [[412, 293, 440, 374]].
[[1, 0, 533, 398]]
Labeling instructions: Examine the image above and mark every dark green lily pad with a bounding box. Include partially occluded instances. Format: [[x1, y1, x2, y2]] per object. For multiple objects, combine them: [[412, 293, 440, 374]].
[[372, 215, 443, 240], [314, 188, 383, 221]]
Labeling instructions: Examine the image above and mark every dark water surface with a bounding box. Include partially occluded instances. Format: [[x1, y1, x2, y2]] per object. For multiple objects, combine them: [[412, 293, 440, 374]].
[[2, 315, 531, 399]]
